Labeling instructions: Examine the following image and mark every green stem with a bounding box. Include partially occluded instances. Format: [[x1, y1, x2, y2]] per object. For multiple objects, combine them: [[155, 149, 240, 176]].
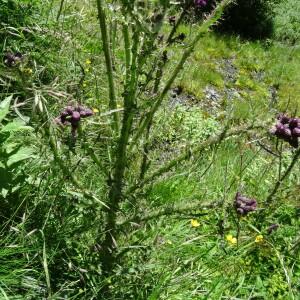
[[96, 0, 119, 132], [56, 0, 65, 22], [127, 124, 263, 195], [118, 199, 222, 227], [100, 27, 140, 275]]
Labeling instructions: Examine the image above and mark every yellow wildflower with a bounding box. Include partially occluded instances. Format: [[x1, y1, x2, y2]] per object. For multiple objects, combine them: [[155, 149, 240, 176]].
[[85, 59, 91, 65], [93, 108, 99, 113], [190, 219, 200, 227], [255, 235, 263, 243], [85, 68, 90, 73], [226, 234, 237, 245], [83, 82, 87, 87], [23, 68, 33, 74]]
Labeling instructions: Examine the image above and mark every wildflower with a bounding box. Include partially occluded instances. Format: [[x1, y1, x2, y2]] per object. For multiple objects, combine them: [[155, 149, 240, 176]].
[[56, 105, 94, 134], [85, 59, 91, 65], [255, 235, 264, 243], [83, 82, 87, 87], [24, 68, 33, 74], [85, 68, 90, 73], [191, 219, 200, 227], [194, 0, 207, 7], [226, 234, 237, 245], [234, 192, 257, 216], [270, 114, 300, 148], [93, 108, 99, 113], [3, 52, 23, 67]]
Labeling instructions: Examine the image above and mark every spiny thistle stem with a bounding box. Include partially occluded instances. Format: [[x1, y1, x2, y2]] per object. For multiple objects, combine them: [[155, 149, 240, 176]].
[[127, 123, 263, 195], [118, 199, 222, 227], [96, 0, 119, 132]]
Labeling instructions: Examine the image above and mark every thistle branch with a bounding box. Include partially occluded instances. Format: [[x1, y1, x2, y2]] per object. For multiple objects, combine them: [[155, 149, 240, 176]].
[[96, 0, 119, 132], [127, 123, 263, 195], [130, 0, 232, 149]]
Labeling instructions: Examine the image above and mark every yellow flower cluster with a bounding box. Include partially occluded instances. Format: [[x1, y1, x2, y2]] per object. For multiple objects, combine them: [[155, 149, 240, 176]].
[[226, 234, 237, 245], [255, 235, 263, 243], [190, 219, 200, 227]]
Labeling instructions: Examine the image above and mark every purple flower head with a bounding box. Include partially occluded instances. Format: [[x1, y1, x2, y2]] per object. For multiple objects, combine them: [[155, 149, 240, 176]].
[[271, 114, 300, 148], [3, 52, 24, 67], [289, 118, 300, 129], [234, 192, 257, 216], [277, 113, 290, 125], [292, 127, 300, 137], [56, 104, 94, 133], [72, 111, 81, 122], [194, 0, 207, 7]]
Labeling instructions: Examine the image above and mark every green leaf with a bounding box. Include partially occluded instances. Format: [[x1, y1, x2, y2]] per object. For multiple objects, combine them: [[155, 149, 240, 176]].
[[1, 119, 33, 133], [1, 188, 9, 199], [0, 95, 13, 123], [3, 142, 21, 155], [7, 147, 34, 167]]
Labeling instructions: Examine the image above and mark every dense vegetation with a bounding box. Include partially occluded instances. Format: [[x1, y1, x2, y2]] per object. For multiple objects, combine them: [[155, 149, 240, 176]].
[[1, 0, 300, 299]]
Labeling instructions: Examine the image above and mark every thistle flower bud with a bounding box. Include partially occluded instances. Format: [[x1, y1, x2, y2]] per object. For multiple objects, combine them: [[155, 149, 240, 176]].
[[271, 114, 300, 148], [84, 109, 93, 117], [194, 0, 207, 7], [234, 192, 257, 216], [292, 127, 300, 137], [3, 52, 23, 67], [65, 106, 73, 114], [72, 111, 81, 122], [277, 114, 290, 124], [289, 118, 300, 129], [80, 110, 86, 117]]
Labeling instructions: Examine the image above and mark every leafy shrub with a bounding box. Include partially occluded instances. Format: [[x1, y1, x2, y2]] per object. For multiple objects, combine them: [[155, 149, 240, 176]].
[[217, 0, 275, 39], [274, 0, 300, 44]]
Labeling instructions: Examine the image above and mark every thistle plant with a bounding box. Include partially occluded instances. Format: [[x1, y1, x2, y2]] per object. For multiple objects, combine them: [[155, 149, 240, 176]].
[[92, 0, 241, 280], [45, 0, 272, 294]]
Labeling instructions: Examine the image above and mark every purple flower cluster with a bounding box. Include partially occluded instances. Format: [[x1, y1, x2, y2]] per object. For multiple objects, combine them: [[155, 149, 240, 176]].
[[56, 105, 93, 132], [234, 192, 257, 216], [3, 52, 23, 67], [194, 0, 207, 7], [270, 114, 300, 148]]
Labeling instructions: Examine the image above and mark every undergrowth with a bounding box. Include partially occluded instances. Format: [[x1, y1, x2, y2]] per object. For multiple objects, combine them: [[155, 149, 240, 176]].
[[0, 0, 300, 299]]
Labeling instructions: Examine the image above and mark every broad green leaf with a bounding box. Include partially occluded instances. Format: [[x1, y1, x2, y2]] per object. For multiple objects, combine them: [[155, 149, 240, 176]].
[[7, 147, 34, 167], [1, 119, 33, 133], [0, 95, 13, 123], [4, 142, 21, 154]]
